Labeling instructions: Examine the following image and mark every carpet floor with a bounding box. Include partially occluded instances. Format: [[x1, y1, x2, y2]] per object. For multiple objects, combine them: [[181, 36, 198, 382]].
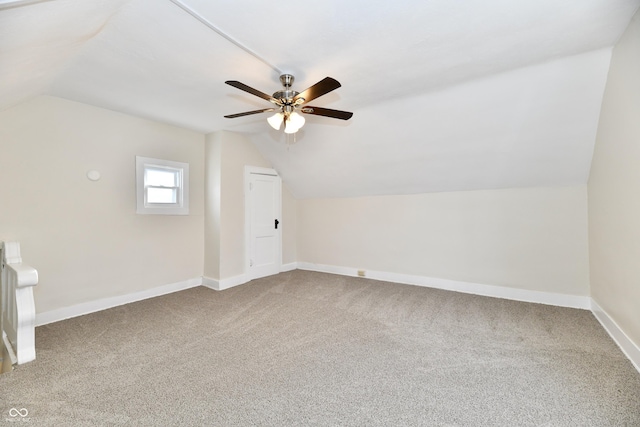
[[1, 270, 639, 426]]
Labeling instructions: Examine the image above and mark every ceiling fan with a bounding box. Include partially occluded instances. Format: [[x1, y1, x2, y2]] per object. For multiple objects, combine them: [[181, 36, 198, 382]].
[[224, 74, 353, 134]]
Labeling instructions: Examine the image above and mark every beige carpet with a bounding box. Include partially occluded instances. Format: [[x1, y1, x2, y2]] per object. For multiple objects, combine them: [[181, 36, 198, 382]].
[[1, 270, 639, 426]]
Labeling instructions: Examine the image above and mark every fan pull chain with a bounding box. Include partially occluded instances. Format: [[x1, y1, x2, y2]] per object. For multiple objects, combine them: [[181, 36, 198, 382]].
[[285, 130, 297, 150]]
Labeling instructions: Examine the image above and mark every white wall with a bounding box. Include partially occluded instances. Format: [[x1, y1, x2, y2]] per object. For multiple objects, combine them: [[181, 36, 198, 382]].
[[298, 186, 589, 296], [588, 10, 640, 349], [204, 131, 297, 281], [282, 186, 297, 266], [0, 96, 205, 314], [204, 132, 222, 280]]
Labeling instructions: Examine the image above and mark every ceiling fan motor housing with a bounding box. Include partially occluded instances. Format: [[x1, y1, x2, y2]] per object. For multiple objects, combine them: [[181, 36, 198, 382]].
[[272, 89, 300, 104], [273, 74, 300, 104]]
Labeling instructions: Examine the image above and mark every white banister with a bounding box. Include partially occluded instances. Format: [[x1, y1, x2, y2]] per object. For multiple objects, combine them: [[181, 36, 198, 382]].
[[1, 241, 38, 365]]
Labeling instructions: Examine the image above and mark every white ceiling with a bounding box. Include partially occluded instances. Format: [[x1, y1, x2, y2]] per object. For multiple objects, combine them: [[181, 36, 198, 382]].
[[1, 0, 638, 198]]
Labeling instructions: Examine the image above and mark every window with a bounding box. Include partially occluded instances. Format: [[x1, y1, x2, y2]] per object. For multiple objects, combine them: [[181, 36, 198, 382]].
[[136, 156, 189, 215]]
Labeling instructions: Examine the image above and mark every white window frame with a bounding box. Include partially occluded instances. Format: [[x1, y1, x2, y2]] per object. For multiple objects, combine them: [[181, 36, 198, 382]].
[[136, 156, 189, 215]]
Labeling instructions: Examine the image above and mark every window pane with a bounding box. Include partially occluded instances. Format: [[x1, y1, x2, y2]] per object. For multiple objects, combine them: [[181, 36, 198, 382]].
[[147, 187, 177, 204], [146, 168, 178, 187], [136, 156, 189, 215]]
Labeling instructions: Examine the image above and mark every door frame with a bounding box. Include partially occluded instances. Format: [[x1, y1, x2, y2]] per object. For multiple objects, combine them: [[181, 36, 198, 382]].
[[244, 166, 282, 280]]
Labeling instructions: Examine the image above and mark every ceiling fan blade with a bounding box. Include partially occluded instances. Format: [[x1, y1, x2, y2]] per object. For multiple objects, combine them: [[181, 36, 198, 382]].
[[293, 77, 341, 104], [224, 108, 275, 118], [225, 80, 278, 104], [300, 106, 353, 120]]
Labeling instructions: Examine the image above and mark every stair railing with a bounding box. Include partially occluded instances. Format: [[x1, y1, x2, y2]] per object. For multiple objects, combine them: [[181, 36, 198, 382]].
[[1, 241, 38, 365]]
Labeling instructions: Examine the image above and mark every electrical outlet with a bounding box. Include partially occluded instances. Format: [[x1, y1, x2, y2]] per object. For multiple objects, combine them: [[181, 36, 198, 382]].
[[357, 270, 366, 277]]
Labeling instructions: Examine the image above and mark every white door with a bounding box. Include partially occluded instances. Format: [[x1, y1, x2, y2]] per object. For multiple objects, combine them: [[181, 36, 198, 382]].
[[245, 167, 282, 280]]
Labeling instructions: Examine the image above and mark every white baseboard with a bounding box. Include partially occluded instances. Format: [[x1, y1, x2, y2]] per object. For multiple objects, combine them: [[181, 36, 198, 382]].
[[35, 277, 202, 326], [296, 262, 591, 309], [591, 299, 640, 373], [201, 276, 219, 290], [281, 262, 297, 272], [203, 263, 296, 291], [202, 274, 249, 291]]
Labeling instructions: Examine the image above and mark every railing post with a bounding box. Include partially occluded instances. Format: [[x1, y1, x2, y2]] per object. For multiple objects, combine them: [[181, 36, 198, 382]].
[[1, 241, 38, 365]]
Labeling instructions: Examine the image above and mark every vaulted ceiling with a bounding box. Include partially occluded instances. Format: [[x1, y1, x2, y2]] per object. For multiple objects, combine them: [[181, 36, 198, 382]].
[[1, 0, 638, 198]]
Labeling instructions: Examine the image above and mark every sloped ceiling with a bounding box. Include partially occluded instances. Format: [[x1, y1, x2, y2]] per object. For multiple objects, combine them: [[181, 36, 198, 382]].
[[1, 0, 639, 198]]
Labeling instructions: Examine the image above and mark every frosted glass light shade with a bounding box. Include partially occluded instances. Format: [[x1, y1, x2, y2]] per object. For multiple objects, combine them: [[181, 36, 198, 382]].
[[283, 112, 305, 134], [267, 112, 284, 130], [289, 112, 305, 129]]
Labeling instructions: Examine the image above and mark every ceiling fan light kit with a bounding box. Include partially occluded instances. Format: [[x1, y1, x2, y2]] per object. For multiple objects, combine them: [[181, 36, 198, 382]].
[[225, 74, 353, 135], [267, 112, 284, 130]]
